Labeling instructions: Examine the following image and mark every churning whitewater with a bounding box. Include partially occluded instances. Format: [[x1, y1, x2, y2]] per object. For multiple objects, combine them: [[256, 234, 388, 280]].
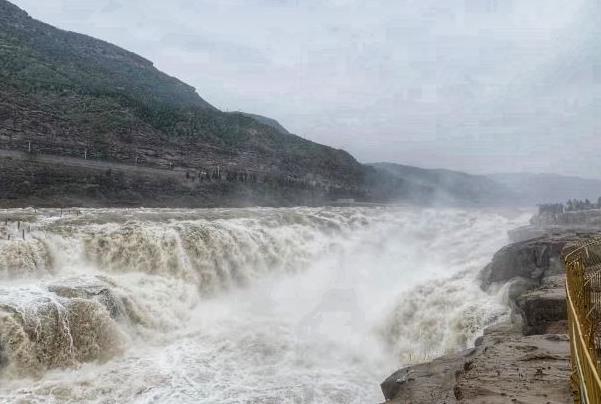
[[0, 207, 529, 403]]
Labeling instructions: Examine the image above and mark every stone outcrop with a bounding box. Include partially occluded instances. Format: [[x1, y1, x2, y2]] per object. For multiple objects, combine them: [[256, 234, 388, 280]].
[[479, 235, 573, 287], [381, 323, 572, 404], [0, 275, 151, 377], [47, 276, 147, 325], [516, 275, 567, 335], [381, 348, 472, 403]]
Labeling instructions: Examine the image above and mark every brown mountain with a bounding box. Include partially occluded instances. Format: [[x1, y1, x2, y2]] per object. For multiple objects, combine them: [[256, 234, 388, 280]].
[[0, 0, 364, 207]]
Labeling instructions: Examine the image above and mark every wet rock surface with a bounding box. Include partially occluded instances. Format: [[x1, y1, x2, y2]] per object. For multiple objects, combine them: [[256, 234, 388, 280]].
[[479, 234, 579, 287], [383, 323, 571, 404], [516, 275, 567, 335], [381, 348, 472, 403], [47, 276, 148, 325], [452, 328, 571, 404], [0, 276, 145, 377], [381, 225, 597, 403]]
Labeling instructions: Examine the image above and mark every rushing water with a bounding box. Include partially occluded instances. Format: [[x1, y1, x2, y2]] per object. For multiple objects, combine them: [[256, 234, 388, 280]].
[[0, 206, 529, 403]]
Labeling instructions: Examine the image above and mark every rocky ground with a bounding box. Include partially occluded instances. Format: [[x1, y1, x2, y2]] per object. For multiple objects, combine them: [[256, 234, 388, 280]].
[[382, 325, 572, 404], [380, 212, 601, 403]]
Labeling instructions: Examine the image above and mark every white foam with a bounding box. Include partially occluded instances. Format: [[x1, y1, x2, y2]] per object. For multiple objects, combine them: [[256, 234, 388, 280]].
[[0, 207, 530, 403]]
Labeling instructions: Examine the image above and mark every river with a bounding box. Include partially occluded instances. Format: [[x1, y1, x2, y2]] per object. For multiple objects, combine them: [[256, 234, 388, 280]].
[[0, 207, 529, 403]]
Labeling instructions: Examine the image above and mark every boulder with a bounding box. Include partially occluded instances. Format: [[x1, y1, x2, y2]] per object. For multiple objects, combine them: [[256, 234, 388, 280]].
[[380, 348, 474, 403], [516, 276, 567, 335], [480, 234, 594, 288], [47, 275, 149, 326]]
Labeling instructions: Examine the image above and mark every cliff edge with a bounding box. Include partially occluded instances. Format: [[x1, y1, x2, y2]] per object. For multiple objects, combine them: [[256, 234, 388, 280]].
[[380, 212, 601, 403]]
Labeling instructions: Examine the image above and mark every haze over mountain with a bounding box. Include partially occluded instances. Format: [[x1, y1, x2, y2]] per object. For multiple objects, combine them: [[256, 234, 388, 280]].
[[489, 173, 601, 205], [8, 0, 600, 178], [0, 0, 599, 208], [369, 163, 515, 206], [371, 163, 601, 206]]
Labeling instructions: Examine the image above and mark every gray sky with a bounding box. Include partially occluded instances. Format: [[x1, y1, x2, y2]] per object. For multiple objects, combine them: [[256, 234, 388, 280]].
[[11, 0, 601, 177]]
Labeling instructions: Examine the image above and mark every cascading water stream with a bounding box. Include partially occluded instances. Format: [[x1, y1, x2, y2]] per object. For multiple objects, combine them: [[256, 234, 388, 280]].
[[0, 207, 529, 403]]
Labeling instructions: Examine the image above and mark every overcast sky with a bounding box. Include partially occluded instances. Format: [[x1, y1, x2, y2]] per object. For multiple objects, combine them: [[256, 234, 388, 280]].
[[11, 0, 601, 177]]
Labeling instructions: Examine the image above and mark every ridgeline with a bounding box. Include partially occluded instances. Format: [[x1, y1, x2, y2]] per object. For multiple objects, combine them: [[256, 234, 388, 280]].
[[1, 0, 601, 208]]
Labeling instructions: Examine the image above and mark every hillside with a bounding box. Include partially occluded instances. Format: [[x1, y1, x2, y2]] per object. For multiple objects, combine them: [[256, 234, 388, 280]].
[[0, 0, 364, 206], [489, 173, 601, 205], [367, 162, 515, 205], [367, 164, 601, 206], [234, 112, 291, 135]]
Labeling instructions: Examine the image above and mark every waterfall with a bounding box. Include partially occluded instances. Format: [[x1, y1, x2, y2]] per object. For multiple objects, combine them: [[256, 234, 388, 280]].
[[0, 207, 529, 403]]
